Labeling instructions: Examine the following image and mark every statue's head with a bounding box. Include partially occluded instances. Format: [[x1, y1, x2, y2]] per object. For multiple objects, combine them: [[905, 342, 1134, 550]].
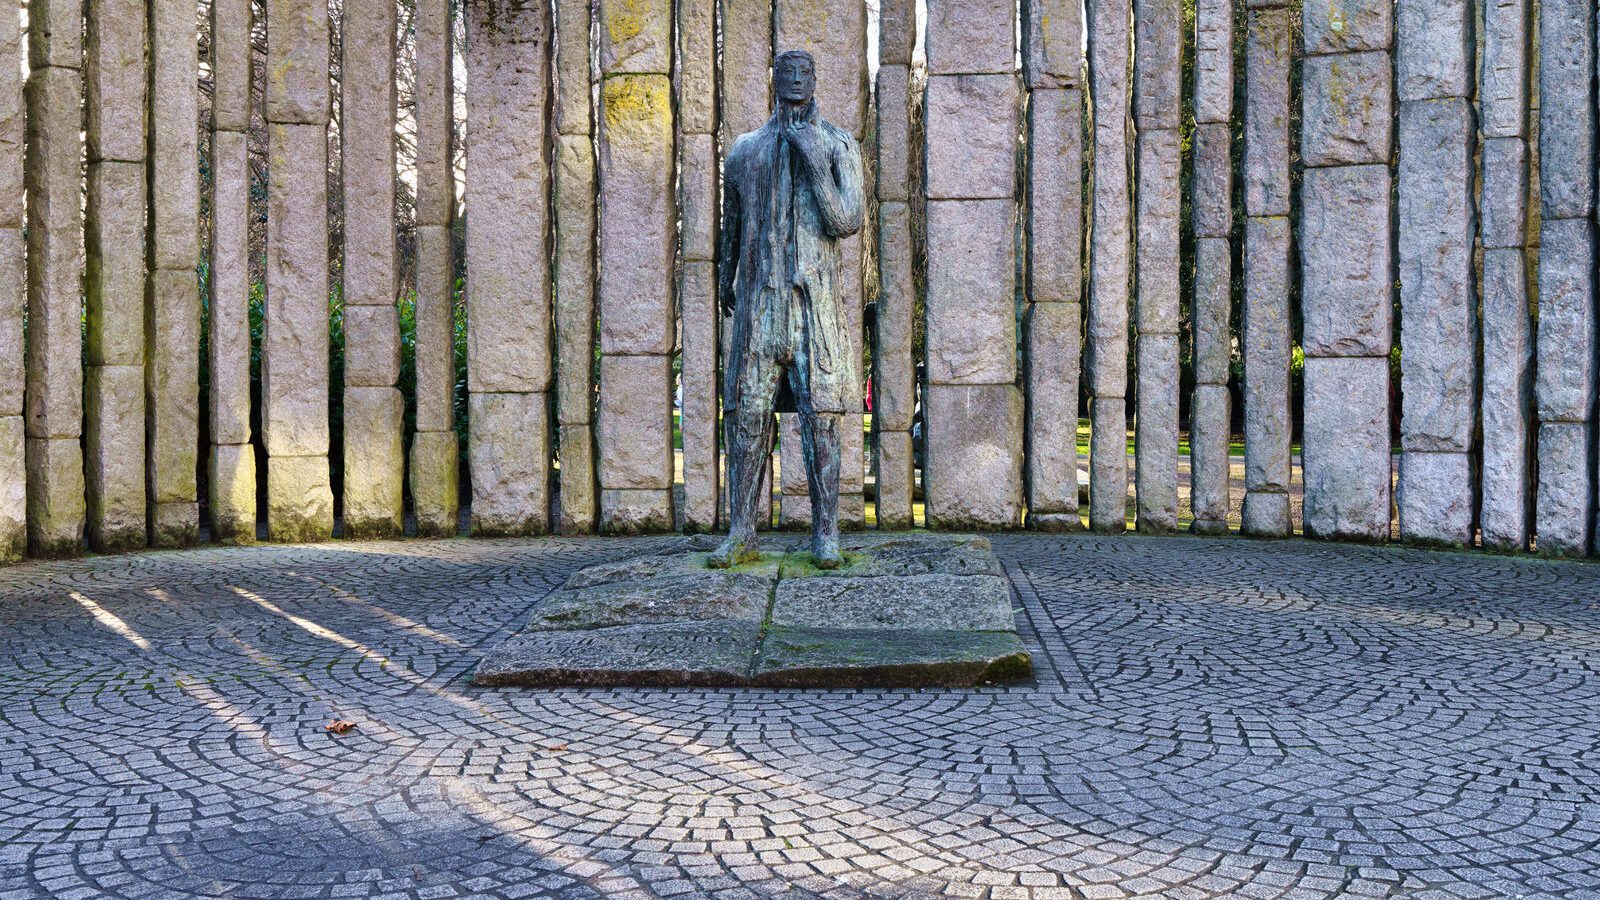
[[775, 50, 817, 105]]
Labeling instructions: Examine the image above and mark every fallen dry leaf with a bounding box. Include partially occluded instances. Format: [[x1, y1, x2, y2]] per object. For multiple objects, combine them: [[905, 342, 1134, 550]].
[[546, 743, 568, 752], [325, 720, 358, 735]]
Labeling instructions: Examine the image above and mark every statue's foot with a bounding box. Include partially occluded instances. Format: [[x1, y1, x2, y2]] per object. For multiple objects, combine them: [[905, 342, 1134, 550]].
[[811, 535, 842, 570], [708, 533, 759, 569]]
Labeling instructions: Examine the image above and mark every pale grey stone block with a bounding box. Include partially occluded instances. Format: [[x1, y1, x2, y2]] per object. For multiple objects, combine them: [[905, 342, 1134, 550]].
[[410, 429, 461, 537], [876, 66, 913, 203], [778, 413, 865, 498], [677, 0, 715, 134], [1302, 0, 1392, 54], [1027, 88, 1084, 305], [1534, 217, 1597, 423], [718, 0, 771, 139], [876, 202, 917, 431], [1535, 421, 1595, 556], [1479, 248, 1532, 551], [1025, 301, 1082, 517], [598, 74, 675, 356], [926, 0, 1015, 75], [926, 200, 1018, 385], [467, 5, 553, 391], [1538, 0, 1595, 219], [556, 0, 592, 134], [0, 230, 22, 416], [1243, 216, 1292, 496], [1135, 332, 1179, 533], [209, 131, 251, 445], [29, 0, 82, 69], [1479, 0, 1528, 138], [85, 0, 146, 163], [1191, 123, 1232, 239], [881, 0, 917, 66], [149, 0, 200, 272], [1190, 383, 1231, 533], [597, 354, 674, 490], [1300, 165, 1393, 358], [1088, 397, 1128, 532], [1242, 490, 1290, 537], [263, 123, 329, 459], [1088, 0, 1131, 415], [150, 500, 199, 548], [1301, 51, 1393, 167], [266, 454, 333, 543], [1395, 0, 1470, 101], [470, 390, 551, 536], [414, 224, 457, 433], [1397, 451, 1472, 546], [678, 132, 717, 262], [553, 137, 595, 426], [0, 13, 17, 230], [1243, 8, 1291, 216], [925, 384, 1023, 529], [1133, 0, 1182, 130], [0, 417, 21, 561], [598, 0, 669, 74], [342, 386, 405, 539], [414, 0, 455, 224], [343, 305, 401, 389], [85, 161, 146, 368], [679, 260, 719, 533], [1193, 237, 1232, 385], [925, 75, 1019, 201], [775, 0, 869, 137], [1023, 0, 1083, 88], [1194, 0, 1233, 122], [341, 0, 397, 313], [145, 270, 199, 509], [600, 489, 674, 534], [209, 442, 257, 544], [24, 65, 84, 440], [1135, 128, 1181, 334], [1398, 98, 1475, 453], [264, 0, 329, 123], [557, 424, 597, 533], [210, 0, 252, 131], [25, 436, 84, 557], [875, 429, 915, 530], [1479, 137, 1528, 250], [1302, 356, 1392, 542], [85, 364, 146, 552]]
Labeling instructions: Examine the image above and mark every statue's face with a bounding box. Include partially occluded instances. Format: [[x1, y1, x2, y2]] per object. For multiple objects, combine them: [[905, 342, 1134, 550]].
[[775, 54, 816, 104]]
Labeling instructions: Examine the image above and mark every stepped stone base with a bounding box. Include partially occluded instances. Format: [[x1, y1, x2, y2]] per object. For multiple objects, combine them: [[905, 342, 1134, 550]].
[[473, 534, 1031, 688]]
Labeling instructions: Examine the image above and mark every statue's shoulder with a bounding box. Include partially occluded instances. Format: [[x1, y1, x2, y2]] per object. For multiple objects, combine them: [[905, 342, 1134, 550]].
[[727, 127, 769, 162], [817, 118, 859, 151]]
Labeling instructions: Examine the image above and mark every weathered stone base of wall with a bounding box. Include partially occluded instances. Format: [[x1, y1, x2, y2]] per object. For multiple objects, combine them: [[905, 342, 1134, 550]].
[[409, 430, 460, 538], [0, 417, 25, 563], [1302, 356, 1392, 543], [26, 436, 85, 558], [209, 443, 257, 544], [1089, 398, 1128, 533], [1535, 422, 1595, 556], [924, 384, 1023, 530], [150, 501, 201, 548], [1189, 383, 1231, 535], [556, 424, 597, 534], [267, 455, 334, 543], [469, 391, 550, 537], [1242, 490, 1291, 537], [1397, 451, 1473, 547], [874, 430, 914, 530], [600, 489, 674, 535], [343, 385, 404, 539], [85, 364, 147, 552]]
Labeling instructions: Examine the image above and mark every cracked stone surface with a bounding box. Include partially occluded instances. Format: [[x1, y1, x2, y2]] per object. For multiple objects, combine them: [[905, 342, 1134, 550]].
[[1, 534, 1599, 897]]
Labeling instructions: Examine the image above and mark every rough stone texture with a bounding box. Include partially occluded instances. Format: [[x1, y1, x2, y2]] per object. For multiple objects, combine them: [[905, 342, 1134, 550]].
[[533, 572, 772, 630], [924, 75, 1019, 201], [342, 386, 404, 539], [925, 385, 1023, 530], [477, 622, 765, 687], [1243, 216, 1292, 503], [1535, 422, 1595, 556], [150, 506, 200, 550], [1135, 129, 1181, 335], [874, 430, 915, 530], [84, 364, 145, 551], [209, 0, 251, 131], [1190, 383, 1232, 533], [24, 65, 84, 441], [1191, 124, 1232, 239], [149, 0, 199, 271], [341, 0, 397, 313], [599, 0, 670, 75], [772, 573, 1013, 630], [0, 229, 18, 418], [1479, 137, 1527, 250], [881, 0, 916, 65], [1395, 0, 1469, 101], [776, 0, 868, 137], [1025, 302, 1081, 518], [600, 489, 675, 534], [926, 0, 1014, 75], [1479, 0, 1527, 138], [1300, 52, 1393, 168], [409, 429, 460, 538], [413, 0, 454, 224], [0, 12, 17, 232], [412, 225, 455, 433], [1133, 0, 1181, 130], [1397, 451, 1472, 546], [263, 123, 329, 460], [469, 391, 551, 537], [25, 437, 84, 557], [1300, 165, 1393, 358], [1135, 332, 1179, 533], [1027, 88, 1084, 306], [778, 415, 865, 498], [264, 0, 329, 124], [1534, 217, 1596, 423], [1302, 0, 1392, 54], [1194, 0, 1233, 122], [925, 200, 1017, 385], [84, 0, 146, 163], [597, 354, 673, 492], [875, 202, 916, 432], [678, 133, 716, 263], [552, 0, 591, 135], [266, 455, 334, 543], [29, 0, 83, 68], [1089, 397, 1128, 533], [342, 305, 401, 388], [1023, 0, 1083, 88], [465, 0, 552, 392], [876, 65, 912, 203], [144, 270, 199, 514], [556, 423, 596, 534], [1241, 490, 1290, 536], [85, 162, 146, 368], [1398, 98, 1475, 455], [1302, 356, 1392, 542], [208, 442, 256, 544], [1479, 248, 1532, 551], [1243, 8, 1291, 217], [0, 417, 23, 561], [1192, 238, 1232, 385], [208, 131, 251, 446], [679, 261, 718, 532], [1537, 0, 1594, 220], [675, 0, 714, 134], [755, 629, 1030, 687], [598, 75, 675, 356], [718, 0, 771, 140], [553, 135, 595, 426]]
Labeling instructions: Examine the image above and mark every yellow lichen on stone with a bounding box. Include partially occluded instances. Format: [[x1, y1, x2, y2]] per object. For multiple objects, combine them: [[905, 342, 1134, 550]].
[[602, 74, 673, 138]]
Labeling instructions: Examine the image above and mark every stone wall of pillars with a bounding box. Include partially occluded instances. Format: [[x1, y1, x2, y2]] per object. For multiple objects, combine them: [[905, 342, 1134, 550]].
[[1, 0, 1598, 562]]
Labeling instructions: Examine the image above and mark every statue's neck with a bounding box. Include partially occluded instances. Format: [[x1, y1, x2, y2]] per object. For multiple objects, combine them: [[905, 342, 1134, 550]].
[[779, 98, 815, 123]]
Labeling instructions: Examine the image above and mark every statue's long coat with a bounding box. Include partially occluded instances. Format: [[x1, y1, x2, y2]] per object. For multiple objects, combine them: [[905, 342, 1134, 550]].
[[718, 104, 864, 413]]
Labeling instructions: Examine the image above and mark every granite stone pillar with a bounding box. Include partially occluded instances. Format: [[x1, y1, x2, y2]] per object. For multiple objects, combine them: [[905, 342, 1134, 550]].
[[551, 0, 595, 534], [1189, 0, 1232, 535], [874, 51, 915, 528], [678, 0, 719, 532], [0, 7, 21, 561]]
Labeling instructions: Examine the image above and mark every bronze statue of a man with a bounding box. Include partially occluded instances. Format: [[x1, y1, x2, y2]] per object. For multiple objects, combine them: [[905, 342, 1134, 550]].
[[710, 50, 864, 570]]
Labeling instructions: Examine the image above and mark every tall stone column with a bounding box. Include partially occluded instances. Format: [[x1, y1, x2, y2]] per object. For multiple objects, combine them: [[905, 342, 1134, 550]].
[[0, 4, 25, 561], [597, 0, 674, 532], [552, 0, 596, 534], [874, 0, 917, 530], [466, 0, 553, 536], [25, 0, 87, 557], [1188, 0, 1232, 535], [411, 0, 459, 537], [1477, 0, 1532, 550], [1022, 0, 1084, 532], [1086, 0, 1132, 533], [209, 0, 255, 543], [1299, 0, 1395, 542], [1241, 3, 1291, 536], [1534, 0, 1597, 555], [263, 0, 334, 541], [1132, 0, 1180, 533], [1396, 0, 1474, 546], [341, 0, 403, 538], [85, 0, 147, 551], [678, 0, 719, 533]]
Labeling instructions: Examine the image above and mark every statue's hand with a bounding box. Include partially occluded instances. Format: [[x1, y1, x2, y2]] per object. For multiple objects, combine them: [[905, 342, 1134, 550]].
[[784, 119, 831, 173]]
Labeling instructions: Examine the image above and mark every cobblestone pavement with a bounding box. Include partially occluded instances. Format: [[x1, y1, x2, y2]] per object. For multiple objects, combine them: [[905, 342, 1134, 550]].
[[2, 534, 1599, 900]]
